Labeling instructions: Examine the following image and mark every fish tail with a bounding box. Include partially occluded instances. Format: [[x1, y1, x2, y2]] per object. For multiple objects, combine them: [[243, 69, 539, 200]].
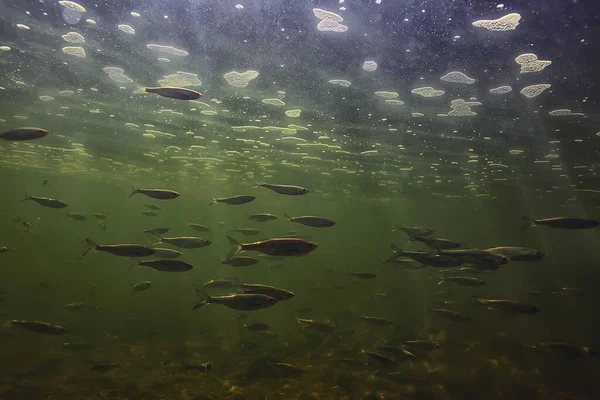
[[254, 181, 265, 188], [132, 87, 147, 95], [383, 244, 403, 263], [471, 295, 483, 307], [20, 196, 31, 203], [522, 216, 536, 231], [226, 235, 242, 259], [391, 225, 400, 232], [437, 280, 445, 285], [127, 261, 139, 271], [192, 290, 210, 310], [129, 186, 138, 198], [82, 238, 97, 256], [284, 213, 293, 222], [208, 198, 217, 206]]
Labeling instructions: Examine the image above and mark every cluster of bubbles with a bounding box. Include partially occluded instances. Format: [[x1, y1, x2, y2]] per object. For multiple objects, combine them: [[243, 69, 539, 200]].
[[61, 32, 85, 44], [262, 98, 286, 106], [411, 87, 445, 98], [375, 91, 399, 99], [61, 46, 85, 58], [157, 72, 201, 87], [328, 79, 351, 87], [362, 61, 378, 71], [520, 84, 551, 98], [440, 71, 475, 85], [103, 67, 134, 84], [514, 53, 552, 74], [118, 24, 136, 35], [285, 109, 302, 118], [313, 9, 348, 33], [146, 44, 189, 57], [548, 109, 585, 117], [223, 70, 259, 88], [489, 86, 512, 95], [447, 99, 482, 117], [472, 13, 521, 31]]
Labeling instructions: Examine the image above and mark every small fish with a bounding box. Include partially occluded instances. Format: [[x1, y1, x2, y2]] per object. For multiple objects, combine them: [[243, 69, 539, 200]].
[[142, 211, 158, 216], [62, 342, 92, 351], [210, 195, 256, 205], [472, 297, 540, 314], [388, 246, 462, 267], [145, 86, 203, 100], [202, 279, 238, 289], [152, 248, 182, 258], [157, 236, 211, 249], [0, 127, 48, 141], [238, 282, 295, 300], [9, 320, 67, 335], [64, 302, 86, 311], [358, 316, 393, 326], [83, 238, 155, 257], [182, 361, 212, 372], [132, 281, 152, 293], [438, 276, 485, 286], [42, 179, 48, 186], [348, 272, 377, 279], [439, 249, 508, 266], [90, 363, 120, 372], [221, 256, 259, 267], [536, 342, 596, 358], [284, 214, 335, 228], [193, 291, 278, 311], [66, 213, 87, 221], [22, 221, 35, 232], [403, 340, 440, 351], [524, 290, 543, 296], [136, 259, 193, 272], [144, 204, 162, 210], [100, 221, 107, 231], [485, 247, 544, 262], [232, 228, 260, 235], [375, 345, 416, 360], [551, 287, 584, 296], [256, 182, 309, 195], [408, 235, 461, 250], [227, 236, 318, 258], [373, 293, 389, 299], [270, 362, 306, 377], [523, 216, 599, 230], [392, 225, 434, 237], [130, 187, 180, 200], [189, 223, 210, 232], [0, 247, 9, 253], [295, 317, 335, 333], [388, 259, 427, 269], [93, 213, 107, 220], [361, 350, 397, 366], [248, 213, 278, 222], [243, 322, 271, 332], [144, 227, 170, 235], [21, 196, 68, 208], [428, 308, 470, 322]]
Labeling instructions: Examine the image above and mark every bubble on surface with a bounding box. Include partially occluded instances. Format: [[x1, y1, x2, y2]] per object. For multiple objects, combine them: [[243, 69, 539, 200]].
[[146, 44, 189, 57], [262, 98, 286, 106], [489, 86, 512, 95], [313, 8, 344, 22], [158, 72, 201, 87], [130, 12, 141, 17], [317, 19, 348, 32], [448, 99, 481, 116], [223, 70, 259, 88], [118, 24, 136, 34], [86, 19, 96, 25], [328, 79, 351, 87], [285, 109, 302, 118], [201, 110, 218, 116], [59, 1, 87, 12], [472, 13, 521, 31], [411, 87, 445, 97], [157, 57, 170, 63], [39, 96, 55, 102], [62, 46, 86, 58], [62, 32, 85, 43], [0, 46, 10, 51], [362, 61, 378, 71], [103, 67, 134, 84], [375, 91, 399, 99], [440, 71, 475, 84], [385, 99, 405, 105], [548, 109, 585, 117], [514, 53, 552, 74], [520, 84, 551, 98], [412, 112, 424, 117], [16, 24, 30, 30]]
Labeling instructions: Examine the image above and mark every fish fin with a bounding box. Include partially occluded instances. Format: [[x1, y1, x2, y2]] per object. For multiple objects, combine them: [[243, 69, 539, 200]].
[[132, 87, 147, 95], [192, 290, 210, 310], [283, 213, 293, 222], [391, 225, 399, 232], [383, 245, 403, 263], [82, 238, 96, 256], [129, 186, 138, 198], [20, 196, 31, 203], [522, 216, 536, 231], [226, 236, 242, 259], [254, 181, 265, 188], [208, 198, 217, 206], [127, 261, 139, 271]]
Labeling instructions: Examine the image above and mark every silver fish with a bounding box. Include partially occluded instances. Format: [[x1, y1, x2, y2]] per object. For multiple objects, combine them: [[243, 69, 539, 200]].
[[136, 259, 193, 272], [194, 291, 278, 311], [158, 236, 212, 249], [83, 238, 155, 257], [284, 214, 335, 227], [132, 281, 152, 292], [408, 236, 461, 250], [0, 127, 48, 141], [256, 182, 309, 195], [391, 225, 434, 237], [145, 86, 203, 100], [21, 196, 68, 209], [130, 187, 179, 200], [221, 256, 259, 267], [485, 247, 544, 262], [210, 195, 255, 205], [473, 297, 540, 314], [438, 276, 485, 286], [189, 223, 210, 232], [152, 248, 182, 258], [248, 213, 278, 222]]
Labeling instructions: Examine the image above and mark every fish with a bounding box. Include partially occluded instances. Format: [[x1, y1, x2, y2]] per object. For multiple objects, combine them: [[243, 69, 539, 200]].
[[243, 322, 271, 332], [428, 308, 470, 322], [439, 249, 508, 266], [181, 361, 212, 372], [145, 86, 203, 100], [142, 211, 158, 216], [90, 363, 120, 372], [403, 340, 440, 351], [472, 297, 540, 314], [66, 213, 87, 221], [202, 279, 238, 289], [361, 350, 397, 366], [193, 291, 278, 311], [152, 248, 183, 258], [523, 216, 600, 230], [83, 238, 155, 257], [388, 246, 462, 267], [0, 127, 48, 141], [93, 213, 107, 220], [135, 259, 193, 272], [438, 276, 486, 286], [0, 247, 9, 253], [392, 225, 434, 237], [42, 179, 48, 185], [284, 214, 336, 228], [296, 317, 335, 333], [485, 246, 544, 262], [210, 195, 255, 205], [189, 223, 210, 232], [62, 342, 92, 351], [524, 290, 543, 296], [248, 213, 278, 222], [375, 345, 416, 360], [536, 342, 596, 357], [238, 282, 295, 300], [64, 302, 86, 311], [157, 236, 211, 249], [388, 259, 427, 269], [226, 236, 318, 258], [232, 228, 260, 235], [256, 182, 309, 195], [100, 222, 107, 231], [8, 320, 67, 335], [358, 316, 393, 326], [132, 281, 152, 293], [130, 187, 180, 200], [551, 287, 584, 296], [221, 256, 259, 267], [408, 235, 462, 250], [20, 196, 68, 208], [348, 272, 377, 279], [144, 227, 170, 235], [270, 362, 306, 377]]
